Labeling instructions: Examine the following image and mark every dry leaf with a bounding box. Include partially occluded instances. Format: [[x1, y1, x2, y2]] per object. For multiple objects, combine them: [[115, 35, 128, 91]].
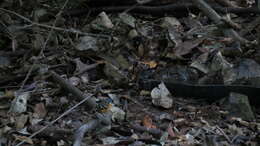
[[167, 122, 176, 138], [173, 38, 204, 57], [141, 60, 157, 68], [33, 103, 47, 119], [151, 82, 173, 108], [142, 115, 156, 129], [14, 135, 33, 144], [15, 114, 29, 129], [4, 90, 15, 98]]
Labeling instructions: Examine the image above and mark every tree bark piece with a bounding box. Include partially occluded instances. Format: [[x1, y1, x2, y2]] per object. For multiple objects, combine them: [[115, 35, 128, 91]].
[[191, 0, 249, 45]]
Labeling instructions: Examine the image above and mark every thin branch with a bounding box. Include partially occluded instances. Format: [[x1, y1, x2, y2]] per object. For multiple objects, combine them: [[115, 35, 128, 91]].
[[73, 120, 100, 146], [49, 71, 96, 110], [0, 8, 32, 23], [15, 93, 93, 146], [1, 0, 71, 92], [0, 9, 110, 38], [191, 0, 250, 45], [215, 0, 238, 7], [216, 126, 232, 143], [40, 0, 69, 55], [19, 64, 35, 91], [34, 23, 110, 38], [73, 113, 111, 146]]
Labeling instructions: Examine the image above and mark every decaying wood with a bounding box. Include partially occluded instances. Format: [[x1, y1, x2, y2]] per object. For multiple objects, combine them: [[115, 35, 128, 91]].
[[191, 0, 250, 45]]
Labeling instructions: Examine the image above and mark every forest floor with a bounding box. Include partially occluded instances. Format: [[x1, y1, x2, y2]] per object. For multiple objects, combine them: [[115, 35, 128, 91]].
[[0, 0, 260, 145]]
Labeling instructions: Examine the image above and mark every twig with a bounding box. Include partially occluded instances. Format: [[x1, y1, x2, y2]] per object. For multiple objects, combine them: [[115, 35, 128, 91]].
[[0, 20, 15, 39], [73, 113, 111, 146], [28, 125, 74, 140], [74, 62, 104, 76], [49, 71, 96, 110], [39, 0, 70, 55], [0, 9, 110, 38], [120, 94, 144, 107], [1, 0, 71, 92], [240, 17, 260, 36], [34, 23, 110, 38], [0, 8, 32, 23], [216, 126, 232, 143], [215, 0, 238, 7], [191, 0, 250, 45], [220, 17, 241, 30], [123, 0, 154, 13], [73, 120, 100, 146], [15, 93, 93, 146], [19, 64, 35, 91]]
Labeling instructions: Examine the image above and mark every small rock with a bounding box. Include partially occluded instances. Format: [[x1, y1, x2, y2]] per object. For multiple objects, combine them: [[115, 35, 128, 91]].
[[9, 92, 30, 114], [69, 76, 80, 86], [91, 12, 114, 30], [151, 82, 173, 109], [128, 29, 138, 39], [160, 17, 182, 30], [119, 13, 136, 28], [110, 106, 125, 122], [98, 12, 114, 29], [225, 92, 255, 121], [76, 36, 99, 51]]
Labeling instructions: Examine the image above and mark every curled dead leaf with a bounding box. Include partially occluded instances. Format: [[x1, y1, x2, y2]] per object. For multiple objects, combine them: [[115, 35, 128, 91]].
[[141, 60, 157, 68], [142, 115, 157, 129], [14, 135, 33, 144]]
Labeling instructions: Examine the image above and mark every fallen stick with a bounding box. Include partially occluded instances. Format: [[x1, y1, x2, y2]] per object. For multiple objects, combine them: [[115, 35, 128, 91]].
[[191, 0, 250, 45], [49, 71, 96, 110]]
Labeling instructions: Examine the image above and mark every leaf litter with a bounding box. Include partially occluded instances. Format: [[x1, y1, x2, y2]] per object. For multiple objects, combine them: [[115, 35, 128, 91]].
[[0, 0, 260, 145]]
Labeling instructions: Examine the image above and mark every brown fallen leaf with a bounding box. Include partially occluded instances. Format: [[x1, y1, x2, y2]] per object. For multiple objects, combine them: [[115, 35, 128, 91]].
[[4, 90, 15, 98], [141, 60, 157, 68], [14, 134, 33, 144], [33, 103, 47, 119], [167, 122, 177, 138], [142, 115, 157, 129], [15, 114, 29, 129], [173, 38, 204, 57]]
